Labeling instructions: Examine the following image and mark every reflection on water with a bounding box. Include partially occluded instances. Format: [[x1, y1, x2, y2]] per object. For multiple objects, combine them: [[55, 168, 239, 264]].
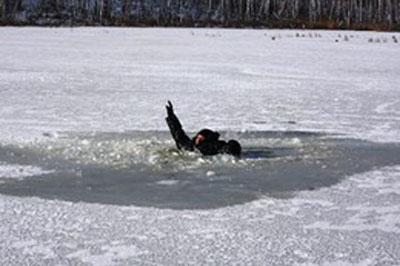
[[0, 131, 400, 209]]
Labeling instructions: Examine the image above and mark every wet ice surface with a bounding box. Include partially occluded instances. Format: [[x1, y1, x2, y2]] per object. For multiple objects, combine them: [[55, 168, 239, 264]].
[[1, 131, 400, 210], [1, 27, 400, 265]]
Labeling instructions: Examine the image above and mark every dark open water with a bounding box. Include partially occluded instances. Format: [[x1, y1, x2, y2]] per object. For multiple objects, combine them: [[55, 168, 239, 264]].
[[1, 131, 399, 209]]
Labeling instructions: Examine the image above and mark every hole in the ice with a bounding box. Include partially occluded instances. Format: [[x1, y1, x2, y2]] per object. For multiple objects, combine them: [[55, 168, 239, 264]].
[[0, 130, 400, 210]]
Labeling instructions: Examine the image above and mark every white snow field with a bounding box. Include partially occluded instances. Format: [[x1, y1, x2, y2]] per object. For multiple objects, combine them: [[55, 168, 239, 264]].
[[1, 27, 400, 265]]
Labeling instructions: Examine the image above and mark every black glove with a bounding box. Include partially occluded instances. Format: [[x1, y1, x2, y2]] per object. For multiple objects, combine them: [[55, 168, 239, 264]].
[[166, 100, 174, 118]]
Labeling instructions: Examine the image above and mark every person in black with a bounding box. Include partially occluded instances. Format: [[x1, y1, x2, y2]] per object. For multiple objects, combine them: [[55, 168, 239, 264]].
[[165, 101, 241, 157]]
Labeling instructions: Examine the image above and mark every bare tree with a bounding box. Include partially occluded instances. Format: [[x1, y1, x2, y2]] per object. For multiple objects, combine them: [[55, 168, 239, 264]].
[[2, 0, 400, 28]]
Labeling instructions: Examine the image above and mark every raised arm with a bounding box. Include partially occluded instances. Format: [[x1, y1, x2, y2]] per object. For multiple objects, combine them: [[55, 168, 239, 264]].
[[165, 101, 193, 151]]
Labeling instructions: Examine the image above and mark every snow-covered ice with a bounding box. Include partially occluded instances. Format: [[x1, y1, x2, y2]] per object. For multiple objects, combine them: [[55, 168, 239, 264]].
[[0, 27, 400, 265], [0, 27, 399, 143]]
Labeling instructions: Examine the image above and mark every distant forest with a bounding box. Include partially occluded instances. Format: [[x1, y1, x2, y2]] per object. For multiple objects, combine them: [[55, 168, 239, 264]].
[[1, 0, 400, 30]]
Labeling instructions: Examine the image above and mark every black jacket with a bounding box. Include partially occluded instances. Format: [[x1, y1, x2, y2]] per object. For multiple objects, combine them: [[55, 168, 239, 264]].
[[165, 101, 241, 156]]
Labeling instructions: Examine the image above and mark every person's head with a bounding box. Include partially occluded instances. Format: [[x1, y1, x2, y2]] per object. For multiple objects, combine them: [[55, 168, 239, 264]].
[[226, 140, 241, 157], [194, 129, 220, 146]]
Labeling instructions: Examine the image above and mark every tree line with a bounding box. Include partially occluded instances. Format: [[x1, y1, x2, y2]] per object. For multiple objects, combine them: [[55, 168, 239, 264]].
[[1, 0, 399, 30]]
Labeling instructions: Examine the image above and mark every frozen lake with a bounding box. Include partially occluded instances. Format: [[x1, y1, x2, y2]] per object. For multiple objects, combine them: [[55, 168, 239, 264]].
[[0, 27, 400, 265]]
